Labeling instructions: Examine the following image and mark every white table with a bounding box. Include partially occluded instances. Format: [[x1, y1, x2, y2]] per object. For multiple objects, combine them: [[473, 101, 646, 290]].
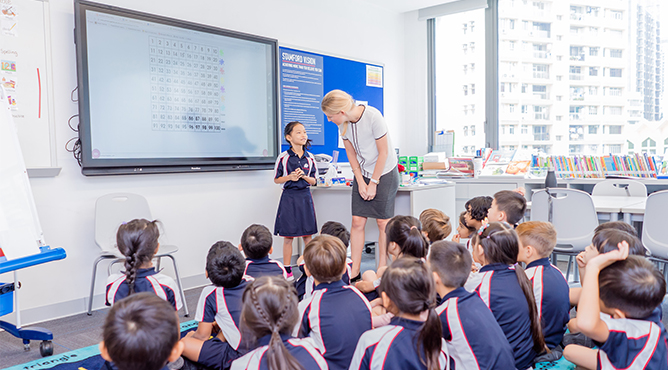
[[621, 199, 647, 224], [527, 195, 647, 223]]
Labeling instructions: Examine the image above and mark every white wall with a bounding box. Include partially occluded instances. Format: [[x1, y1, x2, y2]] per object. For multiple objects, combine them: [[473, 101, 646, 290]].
[[2, 0, 430, 323]]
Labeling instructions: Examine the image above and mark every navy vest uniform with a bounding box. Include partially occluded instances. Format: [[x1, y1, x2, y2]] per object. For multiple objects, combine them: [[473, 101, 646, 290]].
[[244, 256, 288, 279], [274, 148, 318, 238], [525, 257, 570, 349], [194, 278, 252, 369], [474, 263, 536, 370], [298, 280, 372, 370], [349, 316, 452, 370], [106, 267, 182, 310], [596, 314, 668, 369], [436, 287, 515, 370], [230, 334, 328, 370]]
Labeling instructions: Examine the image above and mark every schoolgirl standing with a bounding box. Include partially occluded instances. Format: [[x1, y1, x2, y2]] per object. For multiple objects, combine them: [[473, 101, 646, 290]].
[[274, 121, 318, 280]]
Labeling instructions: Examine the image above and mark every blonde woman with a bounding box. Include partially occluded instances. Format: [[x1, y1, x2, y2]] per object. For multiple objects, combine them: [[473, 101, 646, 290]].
[[321, 90, 399, 279]]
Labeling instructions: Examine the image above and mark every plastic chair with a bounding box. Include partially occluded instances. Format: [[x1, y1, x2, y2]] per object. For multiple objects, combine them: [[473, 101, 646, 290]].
[[641, 190, 668, 281], [592, 179, 647, 197], [87, 193, 189, 316], [531, 188, 598, 282]]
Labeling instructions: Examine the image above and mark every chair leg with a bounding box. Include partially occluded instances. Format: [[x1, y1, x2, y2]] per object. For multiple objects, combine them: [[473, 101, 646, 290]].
[[88, 256, 108, 315], [164, 254, 189, 317], [573, 262, 580, 283], [156, 256, 162, 271], [565, 256, 573, 283]]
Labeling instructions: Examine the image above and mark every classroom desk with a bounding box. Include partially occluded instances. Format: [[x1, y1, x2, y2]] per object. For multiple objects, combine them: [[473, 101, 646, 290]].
[[621, 199, 647, 224], [527, 196, 647, 223], [311, 183, 456, 244]]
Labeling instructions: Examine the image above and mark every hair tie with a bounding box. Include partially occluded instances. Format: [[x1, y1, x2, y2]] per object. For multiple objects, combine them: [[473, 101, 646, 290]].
[[477, 221, 490, 236], [410, 225, 418, 230]]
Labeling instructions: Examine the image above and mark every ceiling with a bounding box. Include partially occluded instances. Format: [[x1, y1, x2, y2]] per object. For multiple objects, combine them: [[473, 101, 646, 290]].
[[361, 0, 456, 13]]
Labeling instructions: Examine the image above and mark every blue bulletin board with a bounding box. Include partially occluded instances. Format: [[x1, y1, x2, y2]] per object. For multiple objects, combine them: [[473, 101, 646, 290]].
[[279, 47, 384, 162]]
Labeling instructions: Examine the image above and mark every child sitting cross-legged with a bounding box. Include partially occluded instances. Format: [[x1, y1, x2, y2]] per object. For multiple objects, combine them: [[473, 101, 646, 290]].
[[429, 240, 515, 369], [563, 242, 668, 369], [181, 241, 251, 370], [99, 292, 185, 370], [516, 221, 570, 353], [297, 235, 373, 370]]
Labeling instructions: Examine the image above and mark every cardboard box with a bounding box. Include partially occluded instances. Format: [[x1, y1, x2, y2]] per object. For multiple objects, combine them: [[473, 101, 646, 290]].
[[422, 162, 447, 170]]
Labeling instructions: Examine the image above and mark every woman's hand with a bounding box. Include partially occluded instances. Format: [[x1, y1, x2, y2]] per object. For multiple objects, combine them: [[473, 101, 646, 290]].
[[358, 181, 369, 200], [366, 182, 377, 200]]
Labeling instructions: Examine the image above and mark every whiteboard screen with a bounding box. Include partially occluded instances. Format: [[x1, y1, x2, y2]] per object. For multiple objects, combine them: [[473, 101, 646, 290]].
[[74, 1, 280, 175]]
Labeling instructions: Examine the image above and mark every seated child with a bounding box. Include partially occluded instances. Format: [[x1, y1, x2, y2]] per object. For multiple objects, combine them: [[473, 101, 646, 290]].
[[470, 222, 545, 370], [462, 196, 493, 252], [563, 244, 668, 369], [294, 221, 353, 301], [452, 211, 476, 243], [487, 190, 527, 226], [240, 224, 288, 279], [516, 221, 570, 350], [355, 215, 429, 295], [419, 208, 452, 243], [349, 257, 451, 370], [429, 240, 515, 369], [106, 219, 183, 311], [298, 235, 373, 370], [181, 241, 251, 370], [230, 276, 327, 370], [570, 227, 646, 307], [100, 292, 184, 370]]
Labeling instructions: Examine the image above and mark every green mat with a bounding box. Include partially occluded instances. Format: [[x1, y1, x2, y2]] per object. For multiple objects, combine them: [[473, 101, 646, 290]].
[[5, 320, 198, 370]]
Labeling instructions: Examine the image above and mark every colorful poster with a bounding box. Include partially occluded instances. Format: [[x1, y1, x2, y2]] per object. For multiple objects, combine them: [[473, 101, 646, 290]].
[[366, 65, 383, 88], [1, 2, 18, 37], [280, 49, 324, 146]]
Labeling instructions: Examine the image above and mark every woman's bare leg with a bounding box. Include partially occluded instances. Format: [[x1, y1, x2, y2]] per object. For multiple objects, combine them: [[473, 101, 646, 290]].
[[350, 216, 368, 277], [376, 218, 390, 269]]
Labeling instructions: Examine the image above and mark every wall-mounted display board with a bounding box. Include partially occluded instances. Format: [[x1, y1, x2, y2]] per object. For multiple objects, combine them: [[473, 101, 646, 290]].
[[279, 46, 384, 162], [0, 0, 59, 176]]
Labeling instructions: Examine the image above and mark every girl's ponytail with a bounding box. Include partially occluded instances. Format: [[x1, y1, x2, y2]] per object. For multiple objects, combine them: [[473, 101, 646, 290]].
[[242, 276, 302, 370], [380, 258, 443, 370], [386, 215, 429, 258], [514, 264, 546, 353], [116, 219, 160, 295], [419, 304, 444, 370]]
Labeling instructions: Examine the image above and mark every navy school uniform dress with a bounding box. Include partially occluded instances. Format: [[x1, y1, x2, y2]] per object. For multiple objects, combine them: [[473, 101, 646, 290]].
[[525, 257, 570, 349], [105, 267, 182, 310], [474, 263, 536, 370], [244, 256, 288, 279], [595, 314, 668, 369], [349, 316, 452, 370], [230, 333, 328, 370], [194, 277, 252, 370], [298, 280, 373, 370], [436, 287, 516, 370], [274, 148, 318, 238]]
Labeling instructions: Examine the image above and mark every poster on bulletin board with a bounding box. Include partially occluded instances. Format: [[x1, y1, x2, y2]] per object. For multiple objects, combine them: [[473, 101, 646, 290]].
[[279, 46, 384, 162]]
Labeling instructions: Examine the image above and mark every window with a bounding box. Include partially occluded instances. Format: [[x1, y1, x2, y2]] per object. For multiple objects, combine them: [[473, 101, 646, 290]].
[[569, 145, 583, 154], [628, 141, 634, 150], [642, 138, 656, 154], [556, 115, 562, 121], [521, 125, 528, 134], [609, 68, 622, 78], [509, 125, 515, 134], [589, 125, 598, 134], [533, 125, 549, 141], [589, 106, 598, 115], [608, 144, 622, 154], [609, 126, 622, 134], [569, 125, 584, 141], [589, 67, 598, 76], [589, 47, 599, 56], [588, 86, 598, 95], [609, 49, 622, 58], [606, 106, 623, 115], [463, 23, 468, 34], [609, 87, 622, 97], [434, 8, 486, 155], [570, 66, 583, 80], [533, 64, 549, 78]]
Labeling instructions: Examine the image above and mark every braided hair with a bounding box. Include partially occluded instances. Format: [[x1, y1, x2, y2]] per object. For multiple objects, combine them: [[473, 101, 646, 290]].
[[116, 219, 160, 295], [241, 276, 302, 370]]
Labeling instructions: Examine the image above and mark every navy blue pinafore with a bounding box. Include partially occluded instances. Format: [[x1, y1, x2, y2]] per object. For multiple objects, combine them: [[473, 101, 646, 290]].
[[274, 148, 318, 237]]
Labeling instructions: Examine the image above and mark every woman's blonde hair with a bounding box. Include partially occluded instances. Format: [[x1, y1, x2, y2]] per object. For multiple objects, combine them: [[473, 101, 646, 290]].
[[321, 90, 355, 136]]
